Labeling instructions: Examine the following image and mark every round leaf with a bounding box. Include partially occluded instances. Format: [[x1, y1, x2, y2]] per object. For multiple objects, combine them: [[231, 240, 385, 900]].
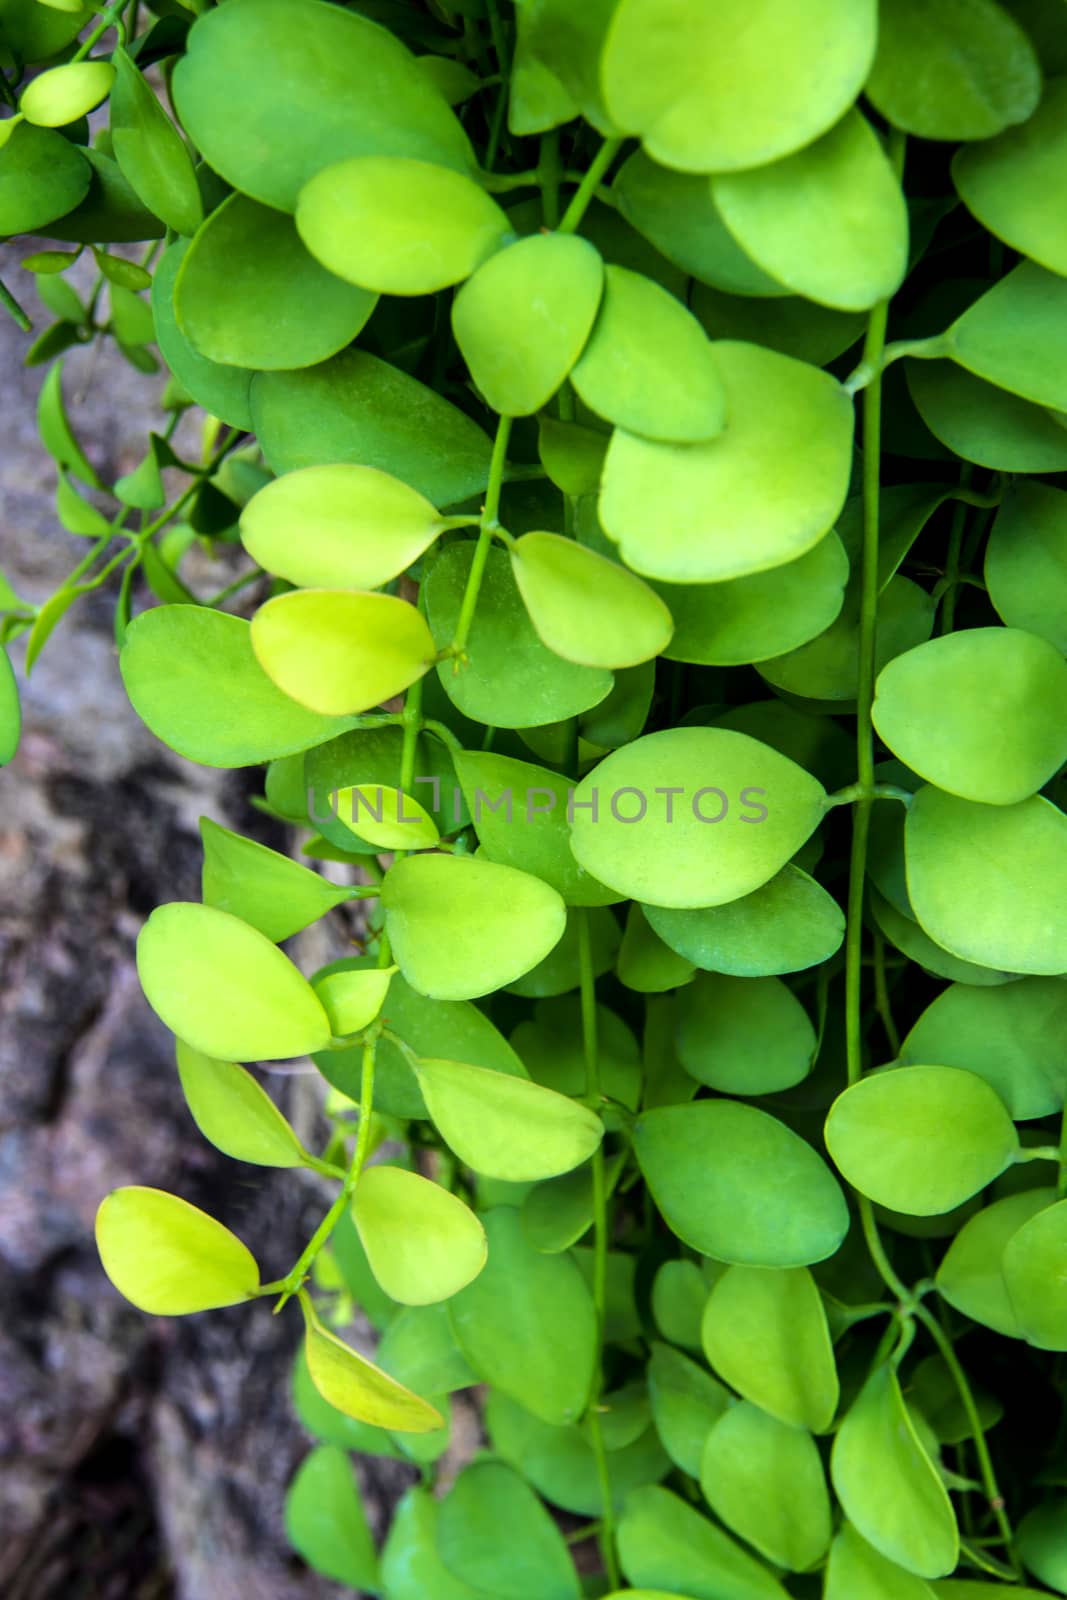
[[284, 1446, 379, 1592], [653, 531, 849, 668], [136, 901, 332, 1060], [1002, 1199, 1067, 1349], [702, 1266, 838, 1432], [568, 727, 828, 909], [297, 155, 509, 294], [570, 265, 726, 442], [645, 1346, 731, 1480], [382, 1487, 489, 1600], [175, 193, 376, 370], [831, 1366, 958, 1578], [676, 971, 816, 1094], [617, 905, 696, 994], [825, 1066, 1018, 1215], [826, 1523, 939, 1600], [250, 589, 434, 716], [96, 1186, 260, 1314], [985, 480, 1067, 654], [21, 61, 114, 127], [172, 0, 473, 212], [312, 966, 394, 1037], [510, 532, 674, 668], [449, 1208, 596, 1425], [873, 628, 1067, 805], [947, 261, 1067, 412], [487, 1389, 670, 1517], [424, 542, 613, 727], [121, 606, 350, 767], [332, 786, 439, 851], [382, 852, 567, 999], [600, 0, 876, 173], [600, 341, 853, 582], [436, 1460, 580, 1600], [413, 1055, 603, 1181], [353, 1165, 487, 1306], [866, 0, 1041, 140], [634, 1100, 849, 1267], [151, 241, 254, 430], [711, 112, 908, 312], [176, 1040, 309, 1167], [0, 121, 91, 236], [618, 1484, 789, 1600], [907, 359, 1067, 473], [936, 1187, 1055, 1336], [644, 865, 845, 977], [691, 279, 865, 365], [452, 232, 604, 415], [700, 1401, 832, 1571], [954, 77, 1067, 277], [905, 786, 1067, 975], [900, 979, 1067, 1120]]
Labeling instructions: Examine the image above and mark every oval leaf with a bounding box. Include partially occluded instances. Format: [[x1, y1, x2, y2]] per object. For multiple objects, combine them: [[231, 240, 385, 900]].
[[96, 1186, 260, 1313], [250, 589, 434, 716], [352, 1165, 487, 1306], [511, 532, 674, 669]]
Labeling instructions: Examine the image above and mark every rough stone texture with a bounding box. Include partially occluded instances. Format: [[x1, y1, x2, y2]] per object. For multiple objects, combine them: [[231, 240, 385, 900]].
[[0, 245, 417, 1598]]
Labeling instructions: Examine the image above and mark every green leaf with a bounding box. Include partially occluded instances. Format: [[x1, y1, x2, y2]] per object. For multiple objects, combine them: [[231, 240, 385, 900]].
[[510, 531, 674, 669], [511, 0, 620, 133], [251, 349, 493, 506], [831, 1366, 959, 1578], [653, 532, 849, 668], [1017, 1499, 1067, 1595], [759, 572, 935, 703], [521, 1152, 626, 1253], [95, 1186, 260, 1313], [0, 646, 19, 767], [702, 1266, 838, 1432], [37, 359, 101, 489], [1001, 1198, 1067, 1349], [250, 589, 434, 715], [313, 966, 394, 1037], [488, 1390, 671, 1517], [617, 904, 696, 994], [453, 748, 619, 905], [634, 1100, 848, 1266], [448, 1207, 596, 1425], [646, 1344, 731, 1479], [600, 0, 876, 173], [284, 1445, 379, 1592], [937, 1187, 1056, 1335], [136, 901, 332, 1060], [292, 1343, 406, 1454], [905, 786, 1067, 975], [826, 1066, 1018, 1215], [570, 266, 725, 443], [0, 122, 91, 236], [613, 149, 782, 298], [700, 1401, 832, 1571], [413, 1055, 603, 1181], [452, 232, 604, 416], [307, 722, 465, 853], [425, 542, 614, 727], [710, 111, 908, 312], [176, 193, 376, 370], [676, 971, 816, 1095], [20, 61, 115, 127], [985, 481, 1067, 654], [333, 785, 439, 851], [512, 996, 643, 1110], [620, 1485, 790, 1600], [538, 417, 609, 497], [240, 463, 444, 591], [200, 816, 352, 941], [568, 727, 827, 909], [121, 606, 354, 767], [377, 1302, 478, 1396], [691, 279, 866, 365], [954, 76, 1067, 276], [650, 1260, 707, 1350], [383, 1486, 488, 1599], [866, 0, 1041, 140], [644, 865, 845, 978], [436, 1460, 580, 1600], [948, 261, 1067, 412], [352, 1165, 487, 1306], [600, 341, 853, 582], [172, 0, 474, 212], [110, 48, 202, 237], [901, 978, 1067, 1120], [175, 1040, 310, 1167], [507, 904, 622, 999], [151, 241, 254, 430], [297, 155, 509, 294], [382, 852, 567, 999], [871, 884, 1019, 988], [826, 1523, 939, 1600], [302, 1297, 443, 1432], [873, 627, 1067, 805], [907, 359, 1067, 472]]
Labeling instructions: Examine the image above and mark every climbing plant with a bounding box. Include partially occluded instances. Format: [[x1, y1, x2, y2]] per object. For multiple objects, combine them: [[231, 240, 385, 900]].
[[3, 0, 1067, 1595]]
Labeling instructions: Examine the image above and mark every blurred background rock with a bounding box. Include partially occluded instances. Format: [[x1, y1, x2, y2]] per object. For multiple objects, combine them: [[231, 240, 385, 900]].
[[0, 244, 414, 1599]]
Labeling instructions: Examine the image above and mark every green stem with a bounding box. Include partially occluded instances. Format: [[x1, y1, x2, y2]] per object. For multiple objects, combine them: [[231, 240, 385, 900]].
[[559, 138, 623, 235], [915, 1303, 1019, 1569], [937, 473, 972, 635], [1058, 1105, 1067, 1200], [72, 0, 129, 61], [576, 909, 619, 1590], [0, 277, 31, 332], [449, 414, 512, 655], [872, 932, 901, 1057]]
